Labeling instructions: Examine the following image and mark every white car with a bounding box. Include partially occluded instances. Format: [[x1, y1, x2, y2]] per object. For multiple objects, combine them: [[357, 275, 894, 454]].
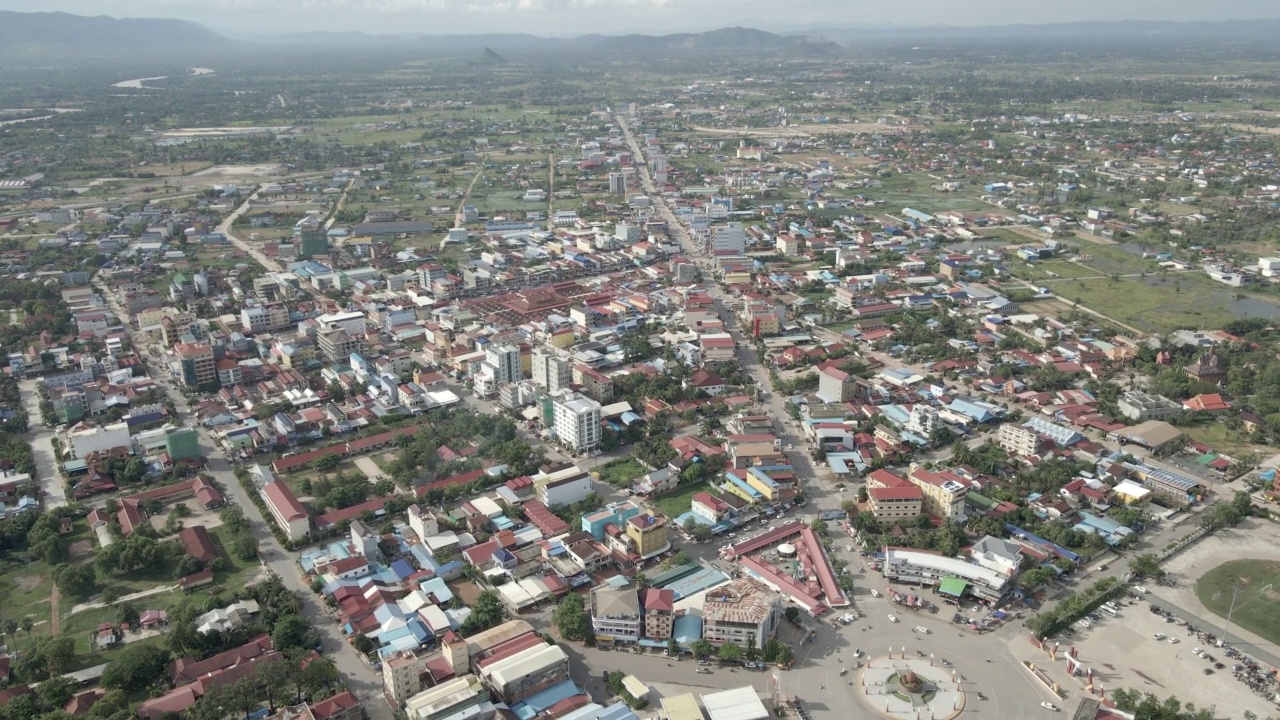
[[871, 589, 881, 598], [915, 626, 930, 634], [853, 648, 862, 658], [1168, 637, 1179, 644], [1041, 702, 1058, 711], [1132, 585, 1148, 595], [1193, 647, 1203, 656], [1153, 633, 1166, 641], [888, 614, 898, 623]]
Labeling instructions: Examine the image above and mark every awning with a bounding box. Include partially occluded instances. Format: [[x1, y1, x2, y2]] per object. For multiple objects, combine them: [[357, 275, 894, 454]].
[[939, 577, 968, 597]]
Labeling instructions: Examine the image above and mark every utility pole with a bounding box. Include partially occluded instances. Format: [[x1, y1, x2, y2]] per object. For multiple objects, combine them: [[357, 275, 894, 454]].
[[1221, 585, 1243, 646]]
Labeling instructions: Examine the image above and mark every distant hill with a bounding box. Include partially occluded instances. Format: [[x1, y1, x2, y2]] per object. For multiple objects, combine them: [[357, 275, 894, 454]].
[[479, 46, 508, 65], [0, 11, 228, 60], [602, 27, 839, 55], [799, 18, 1280, 46]]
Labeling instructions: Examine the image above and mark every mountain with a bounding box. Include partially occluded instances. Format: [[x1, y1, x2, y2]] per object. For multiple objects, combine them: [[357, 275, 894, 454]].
[[602, 27, 840, 55], [478, 47, 508, 65], [0, 11, 228, 59], [799, 18, 1280, 46]]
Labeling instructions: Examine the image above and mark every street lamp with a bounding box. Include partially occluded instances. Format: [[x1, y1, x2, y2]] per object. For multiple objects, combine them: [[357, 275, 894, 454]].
[[1221, 585, 1244, 646]]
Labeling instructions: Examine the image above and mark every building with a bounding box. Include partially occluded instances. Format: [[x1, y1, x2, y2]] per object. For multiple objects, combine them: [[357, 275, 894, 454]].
[[1118, 391, 1183, 421], [531, 347, 572, 392], [907, 467, 968, 521], [476, 643, 570, 705], [881, 546, 1012, 601], [552, 392, 602, 453], [175, 342, 216, 388], [591, 586, 642, 642], [608, 172, 627, 195], [709, 223, 746, 255], [997, 423, 1041, 457], [625, 511, 670, 559], [485, 344, 522, 385], [581, 500, 642, 540], [816, 364, 856, 404], [1114, 421, 1184, 453], [404, 674, 490, 720], [534, 466, 592, 509], [318, 328, 364, 364], [867, 485, 923, 522], [1185, 350, 1227, 386], [640, 588, 675, 640], [701, 578, 782, 650], [298, 225, 328, 259], [261, 481, 310, 541]]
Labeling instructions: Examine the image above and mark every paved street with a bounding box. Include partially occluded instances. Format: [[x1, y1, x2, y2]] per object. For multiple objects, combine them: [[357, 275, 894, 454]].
[[93, 279, 396, 720], [19, 378, 66, 508]]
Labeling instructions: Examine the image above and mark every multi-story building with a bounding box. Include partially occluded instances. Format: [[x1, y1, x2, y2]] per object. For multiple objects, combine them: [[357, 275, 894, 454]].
[[241, 303, 291, 334], [882, 546, 1011, 601], [816, 364, 856, 404], [175, 342, 216, 388], [640, 588, 675, 640], [534, 466, 592, 508], [907, 467, 968, 521], [867, 486, 923, 522], [1118, 391, 1183, 421], [318, 327, 365, 364], [261, 480, 310, 541], [484, 344, 521, 385], [298, 224, 328, 259], [590, 586, 642, 642], [581, 500, 642, 540], [709, 222, 746, 255], [530, 347, 571, 392], [997, 423, 1041, 457], [404, 675, 490, 720], [608, 171, 627, 195], [576, 365, 613, 402], [701, 578, 782, 650], [551, 392, 601, 453], [625, 511, 670, 559]]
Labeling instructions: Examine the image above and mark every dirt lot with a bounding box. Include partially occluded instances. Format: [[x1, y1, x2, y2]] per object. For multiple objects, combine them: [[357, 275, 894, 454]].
[[1065, 598, 1277, 718], [148, 501, 224, 533]]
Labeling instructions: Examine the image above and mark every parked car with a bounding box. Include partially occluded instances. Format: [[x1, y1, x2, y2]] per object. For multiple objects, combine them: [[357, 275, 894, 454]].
[[1041, 702, 1058, 711], [888, 614, 898, 623], [915, 626, 930, 634]]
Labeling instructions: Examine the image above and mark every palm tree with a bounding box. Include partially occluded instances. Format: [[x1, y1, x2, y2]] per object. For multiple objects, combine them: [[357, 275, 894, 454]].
[[2, 619, 17, 647], [20, 617, 33, 642]]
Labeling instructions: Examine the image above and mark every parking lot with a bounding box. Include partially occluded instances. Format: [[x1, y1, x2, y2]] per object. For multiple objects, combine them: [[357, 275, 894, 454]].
[[1061, 595, 1279, 718]]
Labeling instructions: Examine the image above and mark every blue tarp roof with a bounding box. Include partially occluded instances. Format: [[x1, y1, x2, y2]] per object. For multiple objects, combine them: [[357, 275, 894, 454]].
[[390, 559, 415, 580], [510, 680, 582, 720]]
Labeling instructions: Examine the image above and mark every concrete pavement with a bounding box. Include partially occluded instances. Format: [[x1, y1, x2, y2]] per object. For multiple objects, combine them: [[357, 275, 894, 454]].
[[20, 378, 66, 509]]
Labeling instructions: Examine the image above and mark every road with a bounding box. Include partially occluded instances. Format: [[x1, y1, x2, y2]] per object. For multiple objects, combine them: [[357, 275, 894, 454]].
[[454, 160, 486, 228], [92, 279, 396, 720], [19, 378, 66, 508]]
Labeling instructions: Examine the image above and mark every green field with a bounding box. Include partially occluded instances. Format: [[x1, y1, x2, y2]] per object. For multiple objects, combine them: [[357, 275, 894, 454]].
[[649, 481, 712, 522], [595, 457, 647, 489], [1196, 559, 1280, 645], [1050, 273, 1268, 333]]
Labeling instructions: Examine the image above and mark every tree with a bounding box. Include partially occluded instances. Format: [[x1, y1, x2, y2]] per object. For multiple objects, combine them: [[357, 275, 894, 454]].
[[51, 562, 96, 599], [634, 572, 649, 589], [116, 602, 140, 627], [101, 643, 170, 693], [691, 639, 714, 660], [717, 643, 741, 662], [2, 619, 16, 647], [784, 607, 800, 624], [272, 615, 320, 652], [20, 616, 33, 642], [35, 674, 78, 710], [326, 381, 347, 402], [670, 550, 691, 567], [459, 591, 505, 634], [232, 534, 260, 561], [220, 506, 250, 534], [312, 454, 342, 472], [667, 637, 679, 658], [1130, 554, 1165, 579], [552, 592, 590, 642], [173, 554, 204, 579], [745, 634, 758, 661]]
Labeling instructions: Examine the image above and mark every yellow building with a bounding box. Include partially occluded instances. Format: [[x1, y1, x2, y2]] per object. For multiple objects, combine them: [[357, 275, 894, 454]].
[[625, 511, 670, 559], [907, 467, 969, 520]]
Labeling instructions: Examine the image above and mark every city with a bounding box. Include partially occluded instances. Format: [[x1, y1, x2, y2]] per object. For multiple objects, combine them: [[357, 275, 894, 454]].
[[3, 9, 1280, 720]]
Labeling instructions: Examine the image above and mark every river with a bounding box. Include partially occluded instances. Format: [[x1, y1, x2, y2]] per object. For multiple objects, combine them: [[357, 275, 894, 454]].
[[112, 67, 215, 89]]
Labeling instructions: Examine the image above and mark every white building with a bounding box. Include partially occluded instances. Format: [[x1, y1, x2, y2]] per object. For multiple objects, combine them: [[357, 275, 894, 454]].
[[709, 222, 746, 255], [534, 466, 592, 508], [881, 546, 1011, 601], [552, 392, 602, 453], [904, 405, 939, 437], [314, 310, 367, 337], [608, 172, 627, 195], [67, 421, 131, 459], [531, 347, 572, 392], [590, 586, 642, 642]]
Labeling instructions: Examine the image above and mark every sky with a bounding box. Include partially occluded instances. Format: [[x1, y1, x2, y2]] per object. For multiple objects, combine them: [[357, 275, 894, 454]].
[[4, 0, 1280, 37]]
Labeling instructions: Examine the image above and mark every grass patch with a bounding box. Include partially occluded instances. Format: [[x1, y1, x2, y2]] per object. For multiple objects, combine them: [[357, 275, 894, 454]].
[[1196, 559, 1280, 645], [1053, 274, 1247, 333], [595, 458, 647, 489], [1181, 422, 1268, 463], [0, 556, 54, 637], [649, 481, 712, 522]]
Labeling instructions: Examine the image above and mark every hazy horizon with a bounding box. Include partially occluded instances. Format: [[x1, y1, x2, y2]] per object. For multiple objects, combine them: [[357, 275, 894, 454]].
[[4, 0, 1280, 38]]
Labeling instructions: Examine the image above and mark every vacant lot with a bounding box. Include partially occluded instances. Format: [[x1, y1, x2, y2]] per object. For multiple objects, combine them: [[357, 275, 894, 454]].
[[1196, 559, 1280, 645], [649, 481, 712, 523], [596, 457, 647, 489]]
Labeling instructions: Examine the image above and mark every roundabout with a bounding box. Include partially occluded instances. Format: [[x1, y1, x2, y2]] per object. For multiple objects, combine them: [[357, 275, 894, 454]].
[[857, 653, 965, 720]]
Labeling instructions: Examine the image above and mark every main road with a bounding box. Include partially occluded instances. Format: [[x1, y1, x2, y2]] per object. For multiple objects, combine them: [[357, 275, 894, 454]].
[[92, 279, 395, 720]]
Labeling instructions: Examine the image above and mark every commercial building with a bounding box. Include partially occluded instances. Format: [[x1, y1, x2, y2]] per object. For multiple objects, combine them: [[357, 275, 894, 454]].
[[625, 511, 670, 559], [475, 643, 570, 704], [867, 485, 923, 522], [816, 364, 857, 404], [485, 344, 522, 385], [404, 675, 490, 720], [318, 327, 365, 364], [552, 392, 602, 453], [881, 545, 1012, 601], [534, 466, 592, 509], [709, 222, 746, 255], [175, 342, 216, 388], [298, 224, 329, 259], [581, 500, 642, 540], [590, 586, 642, 642], [907, 467, 968, 521], [997, 423, 1041, 457], [701, 578, 782, 650], [531, 347, 572, 392], [640, 588, 675, 640], [608, 172, 627, 195]]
